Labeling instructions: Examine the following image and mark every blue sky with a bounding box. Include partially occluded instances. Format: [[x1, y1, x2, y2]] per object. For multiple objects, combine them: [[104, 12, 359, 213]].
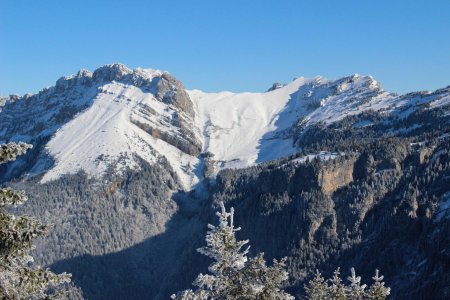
[[1, 0, 449, 95]]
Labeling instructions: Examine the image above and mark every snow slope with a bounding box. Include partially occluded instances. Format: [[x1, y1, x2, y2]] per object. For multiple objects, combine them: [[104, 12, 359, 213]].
[[42, 81, 199, 189], [188, 74, 396, 171], [189, 77, 317, 169]]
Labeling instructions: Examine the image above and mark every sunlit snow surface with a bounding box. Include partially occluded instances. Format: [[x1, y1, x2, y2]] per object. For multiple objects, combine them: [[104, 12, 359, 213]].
[[189, 77, 316, 169], [42, 82, 199, 188], [189, 75, 397, 171]]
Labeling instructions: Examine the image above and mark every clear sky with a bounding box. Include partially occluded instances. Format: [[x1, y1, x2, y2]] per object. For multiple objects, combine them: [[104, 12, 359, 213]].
[[1, 0, 449, 96]]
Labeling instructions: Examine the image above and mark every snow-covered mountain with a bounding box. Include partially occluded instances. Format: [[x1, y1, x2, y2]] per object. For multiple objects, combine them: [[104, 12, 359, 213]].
[[1, 63, 449, 190], [2, 64, 450, 300], [0, 64, 200, 188]]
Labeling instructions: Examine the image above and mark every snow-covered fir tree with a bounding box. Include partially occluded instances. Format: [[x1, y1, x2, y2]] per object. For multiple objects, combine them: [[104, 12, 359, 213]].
[[304, 270, 328, 300], [171, 202, 294, 300], [328, 268, 346, 300], [304, 267, 390, 300], [0, 143, 31, 163], [0, 142, 71, 299], [347, 268, 366, 300], [367, 270, 390, 300]]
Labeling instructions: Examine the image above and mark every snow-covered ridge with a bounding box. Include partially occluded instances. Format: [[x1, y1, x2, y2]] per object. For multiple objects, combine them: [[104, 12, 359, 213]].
[[56, 63, 164, 87], [1, 64, 449, 189]]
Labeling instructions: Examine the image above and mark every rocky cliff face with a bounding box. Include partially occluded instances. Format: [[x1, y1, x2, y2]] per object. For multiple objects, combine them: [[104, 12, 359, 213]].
[[318, 156, 356, 195], [136, 71, 201, 156]]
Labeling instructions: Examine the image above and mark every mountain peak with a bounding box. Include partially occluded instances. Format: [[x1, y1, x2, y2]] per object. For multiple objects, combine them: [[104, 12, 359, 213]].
[[92, 63, 132, 81], [266, 82, 285, 92], [91, 63, 165, 83], [53, 64, 166, 93]]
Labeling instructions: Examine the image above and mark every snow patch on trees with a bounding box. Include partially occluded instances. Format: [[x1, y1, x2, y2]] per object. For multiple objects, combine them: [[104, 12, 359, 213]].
[[304, 267, 390, 300]]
